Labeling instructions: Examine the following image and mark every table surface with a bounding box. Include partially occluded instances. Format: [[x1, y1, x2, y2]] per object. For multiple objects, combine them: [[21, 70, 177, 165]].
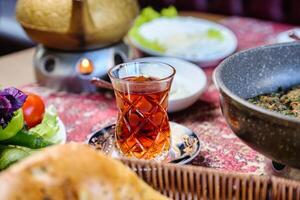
[[0, 48, 35, 87], [0, 11, 297, 178], [0, 12, 225, 87]]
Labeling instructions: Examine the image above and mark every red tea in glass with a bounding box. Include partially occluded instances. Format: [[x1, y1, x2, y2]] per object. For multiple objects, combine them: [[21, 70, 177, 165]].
[[108, 62, 175, 160]]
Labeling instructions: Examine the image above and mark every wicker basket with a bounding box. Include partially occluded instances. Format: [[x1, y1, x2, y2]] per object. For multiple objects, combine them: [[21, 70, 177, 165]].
[[121, 159, 300, 200]]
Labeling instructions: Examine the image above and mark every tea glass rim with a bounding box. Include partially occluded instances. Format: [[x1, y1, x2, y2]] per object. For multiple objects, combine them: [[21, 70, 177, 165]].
[[108, 61, 176, 84]]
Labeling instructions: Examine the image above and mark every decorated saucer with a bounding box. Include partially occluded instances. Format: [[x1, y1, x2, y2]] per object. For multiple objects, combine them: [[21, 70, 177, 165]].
[[87, 122, 200, 164]]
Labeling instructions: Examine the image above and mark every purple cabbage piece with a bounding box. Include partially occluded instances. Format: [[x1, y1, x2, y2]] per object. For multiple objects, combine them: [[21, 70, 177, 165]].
[[0, 88, 27, 112], [0, 87, 27, 129], [0, 96, 11, 114]]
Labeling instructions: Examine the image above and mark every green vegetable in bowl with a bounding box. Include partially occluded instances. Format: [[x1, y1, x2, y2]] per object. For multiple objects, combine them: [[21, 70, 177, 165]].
[[0, 109, 24, 141]]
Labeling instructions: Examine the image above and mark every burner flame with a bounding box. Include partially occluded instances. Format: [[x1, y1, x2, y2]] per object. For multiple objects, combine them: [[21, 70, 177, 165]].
[[78, 58, 94, 75]]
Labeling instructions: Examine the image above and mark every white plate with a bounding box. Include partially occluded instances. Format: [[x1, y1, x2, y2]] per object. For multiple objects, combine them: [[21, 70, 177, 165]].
[[129, 16, 237, 64], [134, 57, 207, 112]]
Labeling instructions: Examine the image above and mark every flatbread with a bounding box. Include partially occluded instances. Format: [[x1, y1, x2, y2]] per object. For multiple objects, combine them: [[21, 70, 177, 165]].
[[0, 143, 168, 200]]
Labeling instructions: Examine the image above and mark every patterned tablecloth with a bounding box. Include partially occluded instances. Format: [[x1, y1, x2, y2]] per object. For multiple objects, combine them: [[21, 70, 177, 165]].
[[21, 16, 294, 176]]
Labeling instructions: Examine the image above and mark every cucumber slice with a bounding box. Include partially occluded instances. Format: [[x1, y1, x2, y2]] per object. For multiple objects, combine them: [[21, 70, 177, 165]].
[[0, 130, 53, 149], [0, 146, 31, 170]]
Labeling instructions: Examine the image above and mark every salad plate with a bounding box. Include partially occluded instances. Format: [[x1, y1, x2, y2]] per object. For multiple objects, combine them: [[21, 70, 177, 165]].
[[128, 7, 237, 64], [0, 88, 66, 170], [87, 122, 201, 164]]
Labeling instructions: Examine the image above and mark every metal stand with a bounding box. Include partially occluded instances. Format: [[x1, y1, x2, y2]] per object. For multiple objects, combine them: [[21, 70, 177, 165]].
[[33, 43, 129, 93]]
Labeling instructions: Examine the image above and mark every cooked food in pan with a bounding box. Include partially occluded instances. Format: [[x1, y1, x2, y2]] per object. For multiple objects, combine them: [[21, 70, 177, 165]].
[[248, 85, 300, 118]]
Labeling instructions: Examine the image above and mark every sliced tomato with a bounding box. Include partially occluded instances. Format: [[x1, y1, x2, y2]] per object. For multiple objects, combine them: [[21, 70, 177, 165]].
[[22, 93, 45, 128]]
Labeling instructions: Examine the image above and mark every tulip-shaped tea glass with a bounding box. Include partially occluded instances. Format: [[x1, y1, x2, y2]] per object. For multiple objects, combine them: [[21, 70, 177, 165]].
[[108, 62, 176, 161]]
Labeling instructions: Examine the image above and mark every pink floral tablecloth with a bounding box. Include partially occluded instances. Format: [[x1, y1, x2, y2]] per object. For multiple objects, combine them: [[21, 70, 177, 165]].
[[21, 16, 295, 175]]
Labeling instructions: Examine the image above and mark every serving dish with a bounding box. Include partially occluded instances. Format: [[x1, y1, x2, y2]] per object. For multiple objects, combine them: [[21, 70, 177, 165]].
[[0, 88, 67, 170], [214, 42, 300, 169], [134, 57, 207, 112], [129, 15, 237, 64]]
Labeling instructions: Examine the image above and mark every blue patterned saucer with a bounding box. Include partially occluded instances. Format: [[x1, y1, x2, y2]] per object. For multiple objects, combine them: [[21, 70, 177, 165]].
[[87, 121, 200, 164]]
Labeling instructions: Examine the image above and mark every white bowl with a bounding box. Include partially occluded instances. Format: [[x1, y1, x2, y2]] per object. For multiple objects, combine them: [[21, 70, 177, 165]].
[[134, 57, 207, 112]]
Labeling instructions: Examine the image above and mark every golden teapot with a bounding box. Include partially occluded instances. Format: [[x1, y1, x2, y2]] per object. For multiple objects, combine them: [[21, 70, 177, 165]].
[[16, 0, 139, 50]]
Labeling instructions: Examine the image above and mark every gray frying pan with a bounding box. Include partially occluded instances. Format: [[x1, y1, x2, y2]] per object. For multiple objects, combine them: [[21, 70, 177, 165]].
[[214, 42, 300, 168]]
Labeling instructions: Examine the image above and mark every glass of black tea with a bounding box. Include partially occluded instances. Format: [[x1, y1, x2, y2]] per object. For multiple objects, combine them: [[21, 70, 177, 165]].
[[108, 61, 176, 161]]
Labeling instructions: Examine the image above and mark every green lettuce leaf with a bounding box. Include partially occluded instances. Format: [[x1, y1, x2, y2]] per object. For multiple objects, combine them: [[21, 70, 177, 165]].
[[29, 105, 60, 144]]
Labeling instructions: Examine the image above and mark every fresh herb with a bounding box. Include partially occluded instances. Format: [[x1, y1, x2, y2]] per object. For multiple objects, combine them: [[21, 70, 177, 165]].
[[0, 88, 27, 129], [140, 7, 161, 21], [161, 6, 178, 18], [128, 6, 178, 53], [206, 28, 223, 41]]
